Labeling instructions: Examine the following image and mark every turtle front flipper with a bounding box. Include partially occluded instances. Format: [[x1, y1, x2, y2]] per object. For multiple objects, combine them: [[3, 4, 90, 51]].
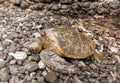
[[40, 49, 80, 74]]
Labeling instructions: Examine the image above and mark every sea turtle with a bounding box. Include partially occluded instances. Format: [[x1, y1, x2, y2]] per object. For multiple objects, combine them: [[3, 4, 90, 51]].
[[25, 27, 104, 74]]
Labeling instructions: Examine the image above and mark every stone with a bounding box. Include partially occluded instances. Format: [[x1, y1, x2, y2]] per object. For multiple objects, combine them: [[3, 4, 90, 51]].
[[36, 76, 44, 83], [0, 68, 9, 81], [25, 61, 39, 72], [2, 39, 13, 47], [38, 60, 45, 69], [9, 76, 19, 83], [51, 4, 59, 11], [9, 65, 19, 75], [10, 51, 27, 60], [109, 46, 119, 53], [109, 1, 120, 9], [18, 66, 25, 73], [20, 1, 29, 9], [13, 0, 22, 6], [0, 59, 6, 68], [31, 79, 39, 83], [83, 2, 90, 8], [44, 71, 57, 82], [78, 61, 86, 68]]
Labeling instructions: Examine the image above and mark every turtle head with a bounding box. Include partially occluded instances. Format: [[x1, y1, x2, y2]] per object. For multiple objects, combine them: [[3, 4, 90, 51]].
[[24, 36, 45, 53]]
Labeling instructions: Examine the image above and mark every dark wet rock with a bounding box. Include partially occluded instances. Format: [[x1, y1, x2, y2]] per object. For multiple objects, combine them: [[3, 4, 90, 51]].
[[0, 68, 9, 81], [13, 0, 22, 6], [72, 3, 80, 10], [33, 0, 40, 3], [40, 0, 52, 3], [102, 2, 109, 8], [82, 2, 90, 8], [9, 65, 19, 75], [0, 0, 5, 4], [109, 1, 120, 9], [20, 1, 29, 9], [44, 71, 57, 82], [25, 61, 39, 72], [88, 10, 96, 15], [89, 2, 98, 9]]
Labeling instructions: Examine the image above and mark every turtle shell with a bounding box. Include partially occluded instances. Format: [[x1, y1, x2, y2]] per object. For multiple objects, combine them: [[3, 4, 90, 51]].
[[45, 27, 96, 59]]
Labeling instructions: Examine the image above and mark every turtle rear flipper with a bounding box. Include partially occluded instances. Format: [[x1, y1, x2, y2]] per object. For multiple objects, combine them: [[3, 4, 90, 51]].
[[93, 50, 106, 63], [40, 49, 80, 74]]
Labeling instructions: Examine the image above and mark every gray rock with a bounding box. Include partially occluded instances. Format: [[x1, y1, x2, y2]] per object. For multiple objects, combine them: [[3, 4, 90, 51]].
[[9, 65, 19, 75], [20, 1, 29, 9], [0, 68, 9, 81], [25, 61, 39, 72], [31, 79, 39, 83], [44, 71, 57, 82], [109, 1, 120, 9], [9, 76, 19, 83], [2, 39, 13, 47], [18, 66, 25, 73], [36, 76, 44, 83], [0, 59, 6, 68]]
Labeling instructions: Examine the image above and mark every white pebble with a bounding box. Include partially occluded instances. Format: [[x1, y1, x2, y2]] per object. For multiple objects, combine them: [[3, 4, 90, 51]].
[[38, 60, 45, 69], [0, 46, 3, 51], [109, 47, 119, 53], [33, 32, 41, 38], [9, 51, 27, 60]]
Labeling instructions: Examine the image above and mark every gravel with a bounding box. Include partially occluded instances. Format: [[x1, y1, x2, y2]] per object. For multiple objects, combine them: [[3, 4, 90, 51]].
[[0, 2, 120, 83]]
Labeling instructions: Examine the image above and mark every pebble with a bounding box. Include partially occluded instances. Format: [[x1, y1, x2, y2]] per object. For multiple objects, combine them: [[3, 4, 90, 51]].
[[38, 60, 45, 69], [20, 1, 29, 9], [18, 66, 25, 73], [25, 61, 39, 72], [44, 71, 57, 82], [36, 76, 44, 83], [13, 0, 22, 6], [109, 1, 120, 9], [42, 71, 47, 77], [78, 61, 86, 68], [10, 51, 27, 60], [33, 32, 41, 38], [109, 46, 119, 53], [0, 59, 6, 68], [0, 46, 3, 51], [9, 59, 17, 65], [9, 76, 19, 83], [90, 63, 97, 70], [0, 68, 9, 81], [2, 39, 13, 47], [9, 65, 19, 75]]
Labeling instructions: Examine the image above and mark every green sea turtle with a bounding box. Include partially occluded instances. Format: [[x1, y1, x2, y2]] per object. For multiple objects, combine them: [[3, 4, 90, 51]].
[[25, 27, 104, 74]]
